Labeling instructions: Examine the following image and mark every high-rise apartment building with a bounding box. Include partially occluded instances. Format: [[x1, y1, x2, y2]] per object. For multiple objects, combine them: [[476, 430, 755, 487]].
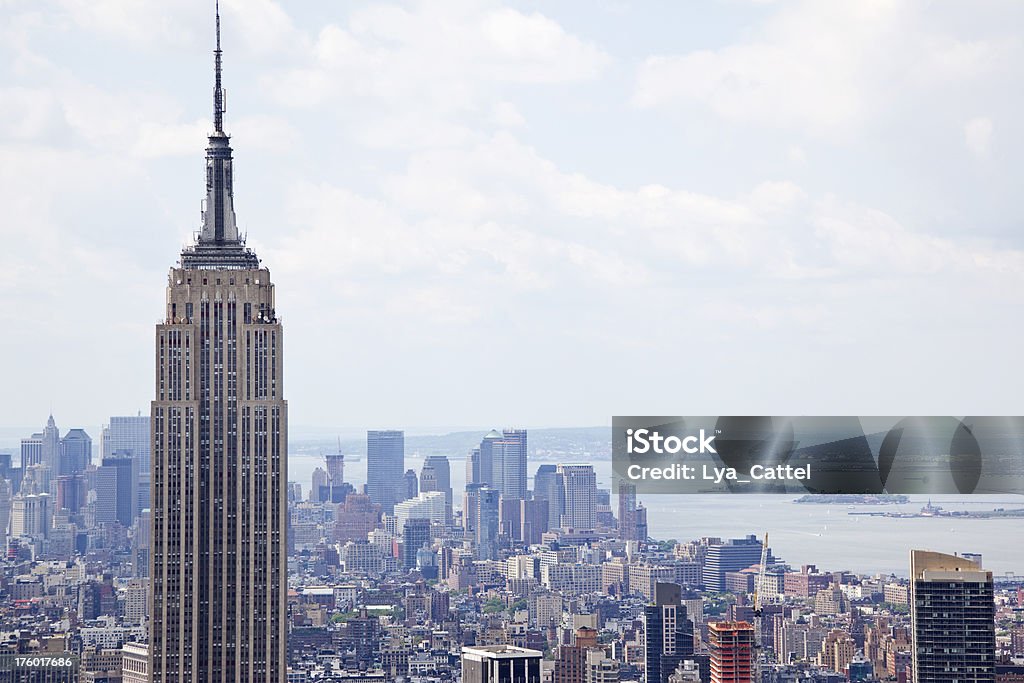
[[557, 464, 597, 530], [911, 550, 995, 683], [708, 621, 754, 683], [644, 583, 695, 683], [150, 9, 287, 681], [366, 430, 405, 513]]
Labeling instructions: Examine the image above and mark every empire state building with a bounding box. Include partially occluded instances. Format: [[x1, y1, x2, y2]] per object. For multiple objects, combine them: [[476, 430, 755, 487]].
[[150, 6, 287, 681]]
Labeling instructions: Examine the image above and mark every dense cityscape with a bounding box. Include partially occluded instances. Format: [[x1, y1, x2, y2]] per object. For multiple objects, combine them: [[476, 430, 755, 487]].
[[0, 4, 1022, 683], [1, 418, 1023, 682]]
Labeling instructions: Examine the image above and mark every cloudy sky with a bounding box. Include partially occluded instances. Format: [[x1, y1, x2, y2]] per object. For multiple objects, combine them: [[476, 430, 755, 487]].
[[1, 0, 1022, 433]]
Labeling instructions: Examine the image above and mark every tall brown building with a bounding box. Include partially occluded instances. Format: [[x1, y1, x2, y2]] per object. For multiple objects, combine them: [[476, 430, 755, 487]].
[[554, 627, 599, 683], [149, 6, 287, 681]]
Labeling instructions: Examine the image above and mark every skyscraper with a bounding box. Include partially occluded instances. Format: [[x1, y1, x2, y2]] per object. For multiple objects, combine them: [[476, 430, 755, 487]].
[[910, 550, 995, 683], [478, 430, 502, 488], [96, 455, 135, 527], [466, 484, 500, 560], [402, 517, 432, 570], [478, 429, 528, 500], [405, 468, 419, 499], [708, 621, 754, 683], [703, 536, 767, 593], [325, 452, 345, 486], [644, 583, 695, 683], [60, 428, 92, 476], [420, 455, 453, 521], [494, 429, 528, 500], [150, 8, 287, 681], [102, 415, 150, 513], [20, 432, 43, 472], [556, 463, 597, 530], [20, 414, 59, 477], [466, 448, 481, 486], [533, 464, 564, 531], [366, 430, 405, 513], [311, 467, 328, 502], [41, 415, 60, 475], [618, 482, 648, 542], [0, 479, 11, 549]]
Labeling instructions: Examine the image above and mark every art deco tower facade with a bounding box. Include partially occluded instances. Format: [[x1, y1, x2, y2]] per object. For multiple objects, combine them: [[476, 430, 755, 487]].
[[150, 7, 287, 681]]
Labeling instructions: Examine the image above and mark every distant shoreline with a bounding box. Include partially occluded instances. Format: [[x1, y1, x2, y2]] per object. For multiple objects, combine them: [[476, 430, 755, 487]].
[[793, 494, 910, 504]]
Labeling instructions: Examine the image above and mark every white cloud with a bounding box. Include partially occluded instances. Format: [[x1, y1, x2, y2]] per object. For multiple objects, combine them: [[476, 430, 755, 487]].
[[964, 116, 993, 158], [269, 131, 1024, 338], [633, 1, 1008, 136], [263, 2, 610, 120], [491, 101, 525, 128], [0, 1, 1022, 427], [0, 87, 60, 140]]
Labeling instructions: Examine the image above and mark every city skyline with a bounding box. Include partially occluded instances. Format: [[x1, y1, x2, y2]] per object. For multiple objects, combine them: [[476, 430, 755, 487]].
[[2, 2, 1024, 429], [0, 3, 1020, 681]]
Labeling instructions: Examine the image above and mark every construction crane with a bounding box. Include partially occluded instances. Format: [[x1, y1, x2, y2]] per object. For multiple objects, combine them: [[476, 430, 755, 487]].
[[753, 531, 769, 680]]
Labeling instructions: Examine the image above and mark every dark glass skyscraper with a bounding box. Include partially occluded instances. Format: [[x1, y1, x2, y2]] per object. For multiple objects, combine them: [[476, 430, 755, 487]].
[[911, 550, 995, 683], [150, 7, 287, 681], [366, 430, 405, 513], [60, 428, 92, 476], [644, 582, 695, 683]]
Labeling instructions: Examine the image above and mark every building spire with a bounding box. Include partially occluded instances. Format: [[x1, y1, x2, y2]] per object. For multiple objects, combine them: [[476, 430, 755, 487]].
[[179, 0, 259, 269], [214, 0, 224, 132]]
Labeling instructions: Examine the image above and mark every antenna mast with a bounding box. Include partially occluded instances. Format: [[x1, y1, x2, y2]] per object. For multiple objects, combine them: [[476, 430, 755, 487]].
[[213, 0, 224, 132]]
